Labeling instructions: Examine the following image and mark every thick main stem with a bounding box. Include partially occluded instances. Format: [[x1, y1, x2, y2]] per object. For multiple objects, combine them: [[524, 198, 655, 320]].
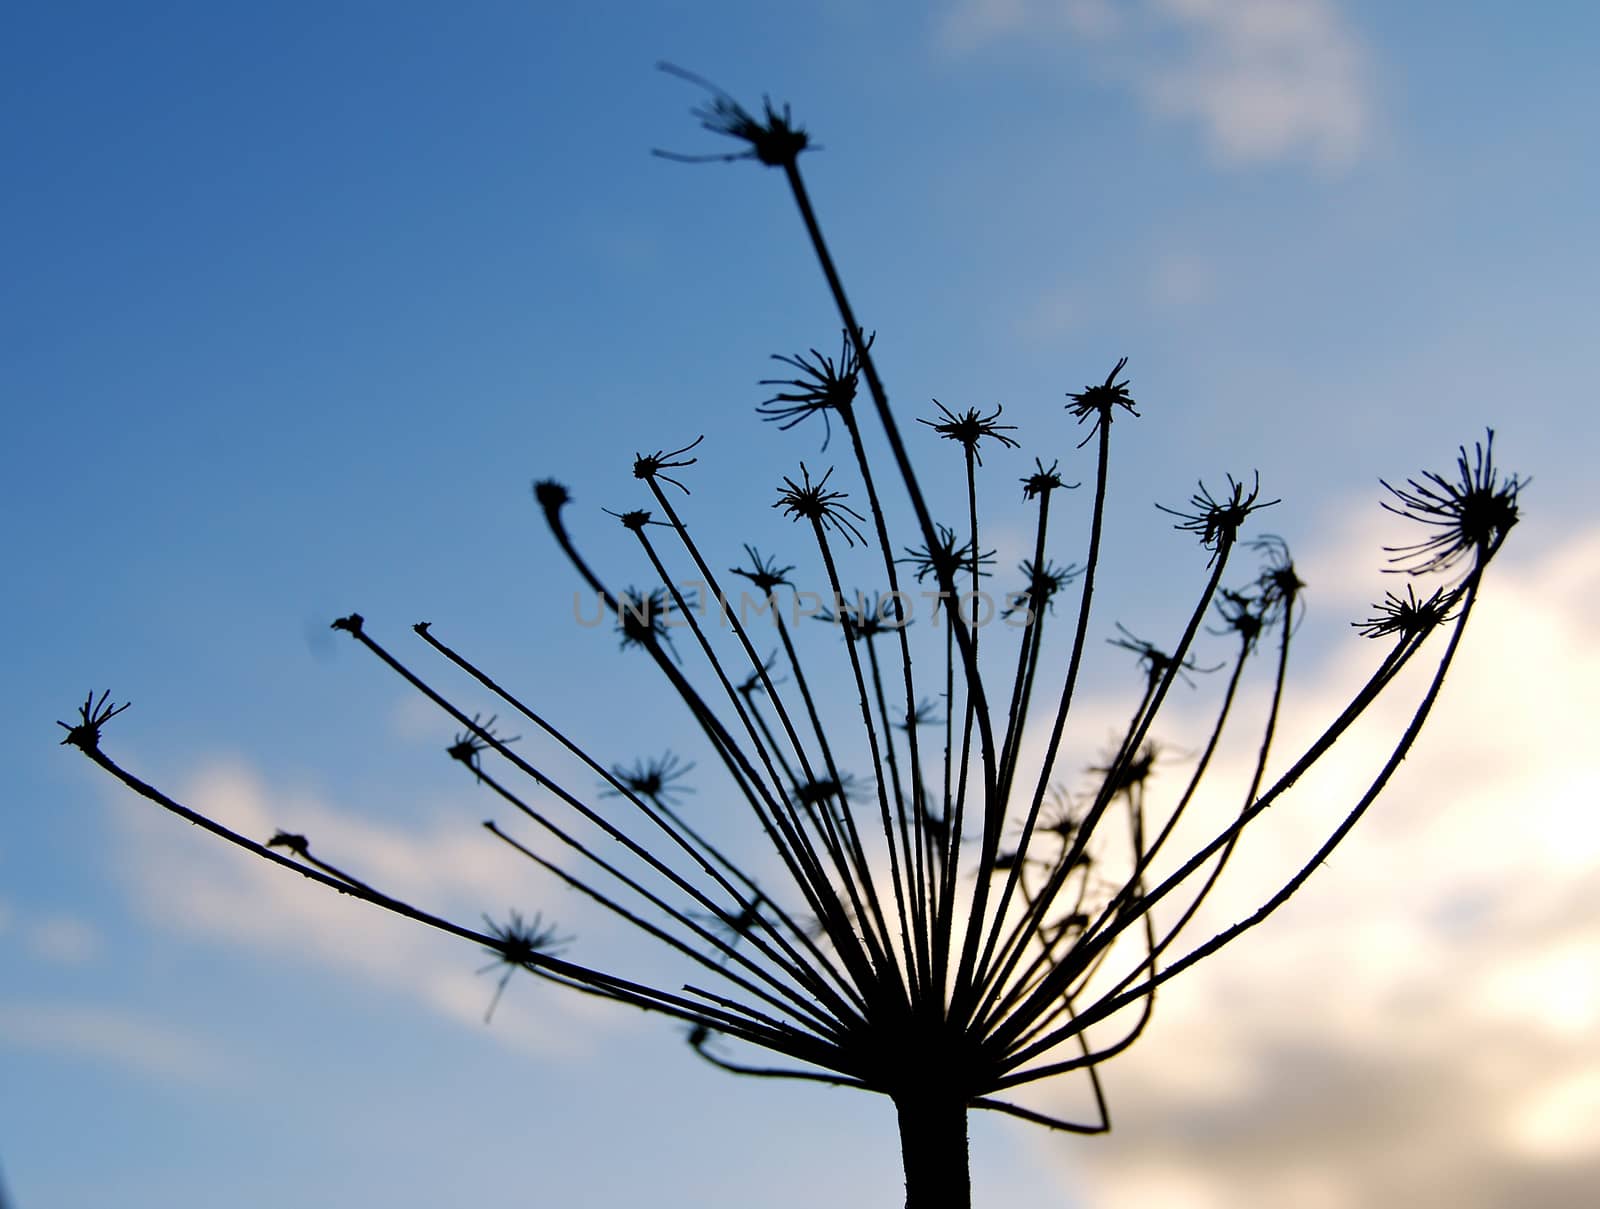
[[895, 1094, 971, 1209]]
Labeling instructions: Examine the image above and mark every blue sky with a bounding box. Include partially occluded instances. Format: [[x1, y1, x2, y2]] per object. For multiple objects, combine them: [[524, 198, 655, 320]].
[[5, 3, 1598, 1206]]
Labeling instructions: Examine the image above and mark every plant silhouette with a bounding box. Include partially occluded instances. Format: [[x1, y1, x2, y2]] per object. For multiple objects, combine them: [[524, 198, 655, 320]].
[[61, 67, 1525, 1209]]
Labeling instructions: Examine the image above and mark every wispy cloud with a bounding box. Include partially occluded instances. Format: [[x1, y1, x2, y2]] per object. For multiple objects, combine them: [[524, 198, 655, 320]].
[[1, 901, 102, 964], [0, 1000, 234, 1084], [942, 0, 1124, 44], [1148, 251, 1217, 308], [25, 913, 101, 964], [1013, 247, 1216, 346], [1027, 522, 1600, 1206], [940, 0, 1372, 168], [1145, 0, 1370, 167], [103, 760, 631, 1059]]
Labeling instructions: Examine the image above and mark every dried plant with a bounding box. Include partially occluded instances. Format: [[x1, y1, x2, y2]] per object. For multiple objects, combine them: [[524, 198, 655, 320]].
[[61, 68, 1524, 1209]]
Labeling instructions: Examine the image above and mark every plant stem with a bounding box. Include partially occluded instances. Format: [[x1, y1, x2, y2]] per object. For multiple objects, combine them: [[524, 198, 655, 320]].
[[895, 1094, 971, 1209]]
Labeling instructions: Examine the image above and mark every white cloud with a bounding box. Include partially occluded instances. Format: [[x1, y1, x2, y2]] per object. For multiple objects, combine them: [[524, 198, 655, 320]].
[[940, 0, 1372, 168], [1149, 252, 1216, 307], [1015, 247, 1216, 344], [1019, 283, 1086, 341], [104, 760, 644, 1060], [0, 999, 233, 1084], [942, 0, 1123, 45], [1145, 0, 1369, 167], [0, 901, 101, 964], [25, 912, 100, 964], [1019, 523, 1600, 1207]]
